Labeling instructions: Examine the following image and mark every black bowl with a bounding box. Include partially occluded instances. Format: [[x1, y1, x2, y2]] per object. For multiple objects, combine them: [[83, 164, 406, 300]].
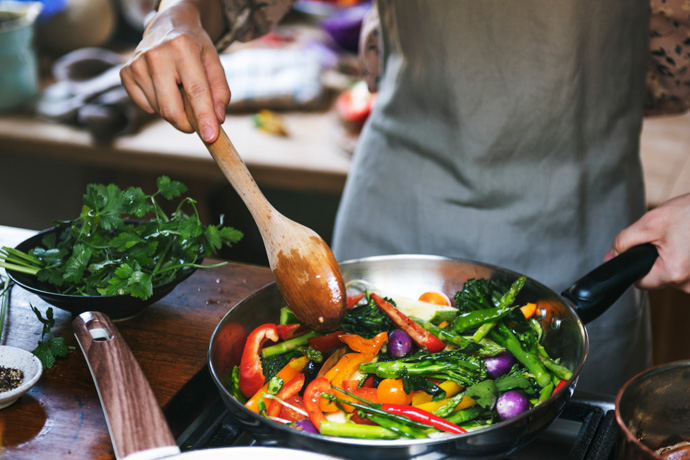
[[6, 227, 200, 321]]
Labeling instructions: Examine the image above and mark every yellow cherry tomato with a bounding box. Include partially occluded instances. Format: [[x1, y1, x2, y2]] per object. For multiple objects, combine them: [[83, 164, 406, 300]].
[[377, 378, 413, 405], [418, 291, 451, 306]]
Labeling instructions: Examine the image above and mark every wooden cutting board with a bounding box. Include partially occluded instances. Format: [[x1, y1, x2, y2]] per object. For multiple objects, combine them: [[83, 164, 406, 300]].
[[0, 225, 274, 459]]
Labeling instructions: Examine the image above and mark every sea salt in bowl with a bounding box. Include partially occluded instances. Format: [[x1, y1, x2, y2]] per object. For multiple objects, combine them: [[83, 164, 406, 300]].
[[0, 345, 42, 409]]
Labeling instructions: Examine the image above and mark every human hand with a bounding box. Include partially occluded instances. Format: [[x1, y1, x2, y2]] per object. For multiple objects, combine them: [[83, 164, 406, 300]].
[[119, 1, 229, 142], [606, 192, 690, 293]]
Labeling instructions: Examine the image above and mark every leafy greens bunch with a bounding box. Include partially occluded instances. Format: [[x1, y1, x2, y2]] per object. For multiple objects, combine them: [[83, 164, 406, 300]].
[[0, 176, 242, 300]]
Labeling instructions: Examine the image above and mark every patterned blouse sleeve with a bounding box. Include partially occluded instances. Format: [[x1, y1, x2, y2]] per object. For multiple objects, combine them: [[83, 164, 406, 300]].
[[645, 0, 690, 116], [214, 0, 296, 51]]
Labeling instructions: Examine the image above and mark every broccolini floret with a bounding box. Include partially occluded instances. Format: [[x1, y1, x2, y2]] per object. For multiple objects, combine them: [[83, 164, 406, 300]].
[[341, 295, 395, 338], [454, 278, 509, 313], [359, 349, 488, 387]]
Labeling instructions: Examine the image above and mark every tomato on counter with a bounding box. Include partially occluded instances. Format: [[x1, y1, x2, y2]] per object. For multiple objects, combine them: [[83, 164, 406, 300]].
[[336, 80, 376, 129]]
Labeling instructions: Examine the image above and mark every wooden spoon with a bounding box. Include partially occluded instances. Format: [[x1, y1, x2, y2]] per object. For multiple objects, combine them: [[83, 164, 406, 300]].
[[180, 90, 346, 331]]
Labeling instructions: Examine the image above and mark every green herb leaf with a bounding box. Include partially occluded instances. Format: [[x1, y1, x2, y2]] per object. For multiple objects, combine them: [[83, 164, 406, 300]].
[[48, 336, 70, 358], [123, 186, 151, 217], [32, 342, 56, 369], [156, 176, 187, 199], [465, 380, 498, 410], [30, 306, 74, 369], [62, 244, 92, 283]]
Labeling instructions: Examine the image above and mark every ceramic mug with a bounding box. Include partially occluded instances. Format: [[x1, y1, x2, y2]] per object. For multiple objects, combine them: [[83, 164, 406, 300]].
[[0, 1, 42, 112]]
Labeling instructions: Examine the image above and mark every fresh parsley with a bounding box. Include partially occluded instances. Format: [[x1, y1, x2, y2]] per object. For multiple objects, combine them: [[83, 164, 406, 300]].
[[30, 305, 75, 369], [0, 176, 243, 299]]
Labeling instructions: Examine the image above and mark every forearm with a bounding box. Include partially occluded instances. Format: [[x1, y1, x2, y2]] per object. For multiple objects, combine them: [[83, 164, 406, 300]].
[[154, 0, 295, 51]]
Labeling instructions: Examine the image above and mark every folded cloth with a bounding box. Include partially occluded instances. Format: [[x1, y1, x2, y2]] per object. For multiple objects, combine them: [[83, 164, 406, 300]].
[[221, 47, 329, 111], [35, 47, 153, 143], [36, 43, 330, 141]]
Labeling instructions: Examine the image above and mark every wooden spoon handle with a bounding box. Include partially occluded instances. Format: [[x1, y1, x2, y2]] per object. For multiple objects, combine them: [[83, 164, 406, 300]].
[[73, 312, 180, 460], [179, 90, 274, 233]]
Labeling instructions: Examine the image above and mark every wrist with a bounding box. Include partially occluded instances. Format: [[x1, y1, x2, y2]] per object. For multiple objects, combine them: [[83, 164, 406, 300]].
[[156, 0, 224, 42]]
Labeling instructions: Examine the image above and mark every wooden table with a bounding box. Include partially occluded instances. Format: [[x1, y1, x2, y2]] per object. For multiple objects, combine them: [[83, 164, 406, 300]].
[[0, 225, 274, 459]]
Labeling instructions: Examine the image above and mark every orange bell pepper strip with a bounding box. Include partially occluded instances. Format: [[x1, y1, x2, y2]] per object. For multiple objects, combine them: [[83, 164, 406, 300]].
[[245, 355, 309, 413], [339, 331, 388, 356], [370, 293, 446, 353], [320, 352, 371, 412], [520, 302, 538, 319], [267, 373, 306, 417], [304, 377, 332, 432], [239, 324, 279, 398]]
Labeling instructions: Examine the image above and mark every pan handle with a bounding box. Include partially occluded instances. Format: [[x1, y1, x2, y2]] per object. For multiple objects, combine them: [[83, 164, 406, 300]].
[[561, 243, 658, 324], [73, 311, 181, 460]]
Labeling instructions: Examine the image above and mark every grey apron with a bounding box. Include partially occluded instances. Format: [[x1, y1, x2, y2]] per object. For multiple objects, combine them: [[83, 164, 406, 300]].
[[332, 0, 652, 394]]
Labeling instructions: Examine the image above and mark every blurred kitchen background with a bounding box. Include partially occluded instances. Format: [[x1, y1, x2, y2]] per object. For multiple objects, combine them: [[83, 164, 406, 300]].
[[0, 0, 687, 365]]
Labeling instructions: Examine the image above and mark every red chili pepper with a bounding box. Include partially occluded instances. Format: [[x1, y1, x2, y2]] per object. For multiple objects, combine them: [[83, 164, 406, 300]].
[[380, 404, 467, 434], [276, 323, 309, 341], [304, 377, 332, 431], [553, 379, 568, 395], [370, 293, 446, 353], [346, 293, 366, 309], [267, 373, 306, 417], [239, 324, 279, 398], [308, 330, 346, 353]]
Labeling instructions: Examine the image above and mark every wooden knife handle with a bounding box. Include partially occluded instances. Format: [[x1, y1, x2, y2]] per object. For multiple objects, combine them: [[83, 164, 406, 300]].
[[73, 311, 180, 460]]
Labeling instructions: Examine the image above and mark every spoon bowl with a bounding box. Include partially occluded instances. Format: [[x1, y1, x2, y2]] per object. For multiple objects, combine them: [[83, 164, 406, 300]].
[[181, 90, 346, 330]]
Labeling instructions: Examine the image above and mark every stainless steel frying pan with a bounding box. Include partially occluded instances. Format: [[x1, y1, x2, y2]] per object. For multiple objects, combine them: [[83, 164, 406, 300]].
[[207, 245, 657, 459]]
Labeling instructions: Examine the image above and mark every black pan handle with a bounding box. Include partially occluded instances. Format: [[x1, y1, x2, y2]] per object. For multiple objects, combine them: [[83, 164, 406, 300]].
[[561, 243, 658, 324]]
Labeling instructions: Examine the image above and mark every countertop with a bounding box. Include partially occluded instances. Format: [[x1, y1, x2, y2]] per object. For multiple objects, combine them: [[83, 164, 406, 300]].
[[0, 109, 689, 203], [0, 107, 351, 195], [0, 224, 275, 459]]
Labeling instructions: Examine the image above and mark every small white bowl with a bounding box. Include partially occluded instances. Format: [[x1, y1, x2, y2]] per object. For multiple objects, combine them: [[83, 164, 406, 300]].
[[0, 345, 43, 409]]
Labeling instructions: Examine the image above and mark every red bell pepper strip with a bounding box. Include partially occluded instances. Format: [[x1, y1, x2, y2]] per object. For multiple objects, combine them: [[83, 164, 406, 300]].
[[276, 323, 309, 341], [304, 377, 332, 431], [279, 395, 308, 422], [239, 324, 279, 398], [342, 380, 379, 404], [308, 330, 346, 353], [380, 404, 467, 434], [370, 293, 446, 353], [267, 373, 306, 417], [360, 375, 376, 388], [346, 293, 366, 309]]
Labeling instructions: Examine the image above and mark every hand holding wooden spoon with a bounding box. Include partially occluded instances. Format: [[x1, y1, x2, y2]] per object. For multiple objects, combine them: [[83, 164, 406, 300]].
[[180, 89, 346, 331]]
